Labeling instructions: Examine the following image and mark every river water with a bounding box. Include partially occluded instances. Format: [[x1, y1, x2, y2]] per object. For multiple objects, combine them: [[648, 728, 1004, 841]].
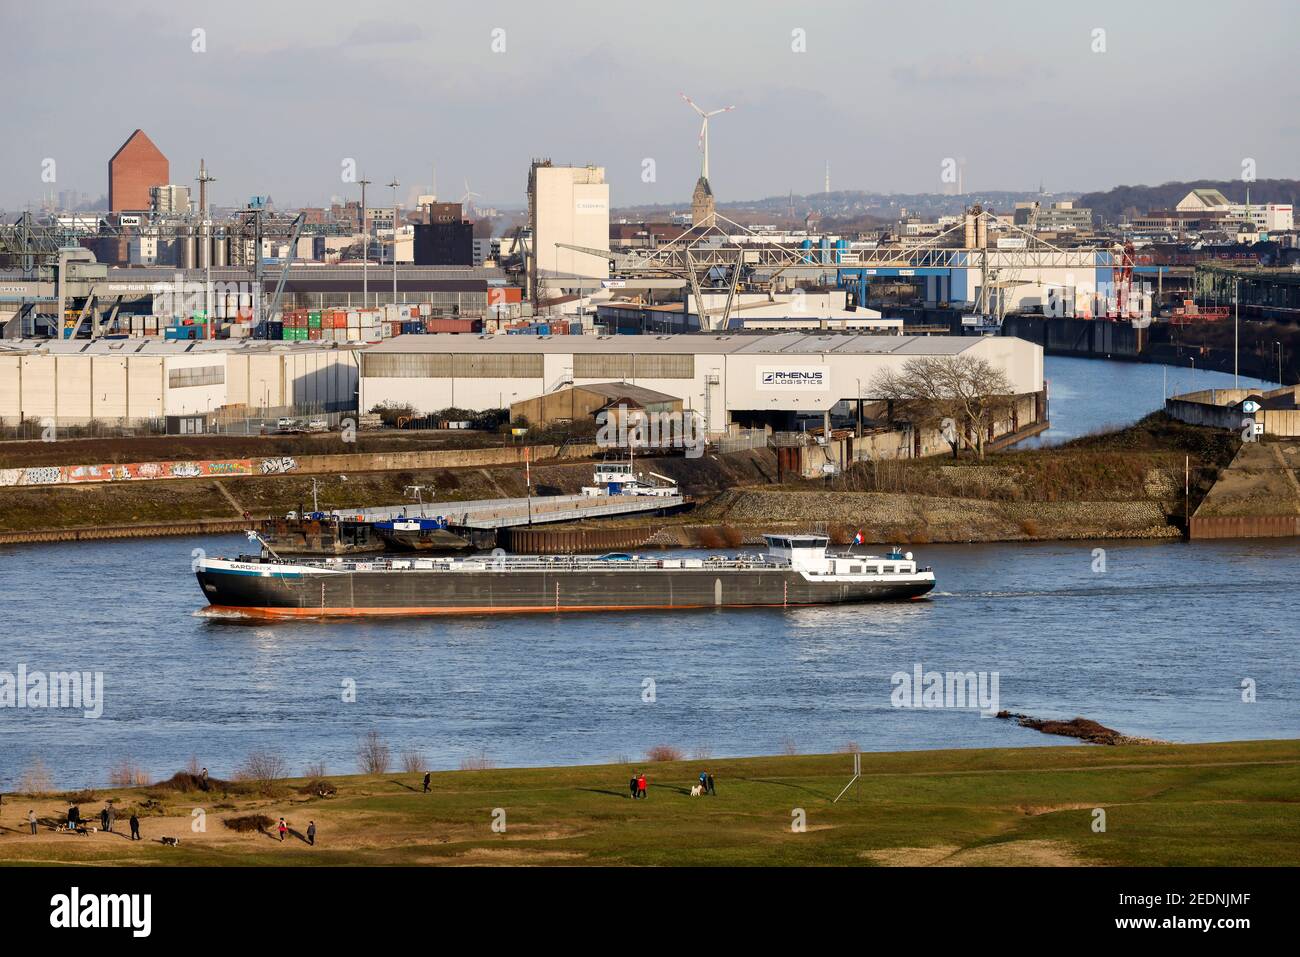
[[1, 358, 1296, 788]]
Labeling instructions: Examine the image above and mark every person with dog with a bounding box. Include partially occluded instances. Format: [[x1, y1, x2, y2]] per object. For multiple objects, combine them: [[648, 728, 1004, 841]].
[[706, 772, 716, 796], [67, 804, 79, 828], [277, 817, 288, 841], [307, 821, 316, 846], [629, 773, 639, 799], [28, 809, 37, 835], [129, 813, 140, 841], [105, 804, 115, 833]]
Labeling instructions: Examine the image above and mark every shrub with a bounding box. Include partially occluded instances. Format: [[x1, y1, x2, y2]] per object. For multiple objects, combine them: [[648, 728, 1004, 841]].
[[645, 745, 684, 762], [303, 761, 328, 779], [459, 750, 496, 771], [400, 750, 426, 774], [357, 731, 392, 775], [108, 759, 150, 788], [19, 760, 54, 795], [223, 814, 275, 833], [1018, 518, 1042, 538], [297, 779, 337, 798], [779, 738, 800, 756], [60, 788, 97, 804]]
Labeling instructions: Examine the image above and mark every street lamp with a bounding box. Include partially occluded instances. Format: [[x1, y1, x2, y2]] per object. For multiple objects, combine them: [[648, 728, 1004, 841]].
[[387, 178, 400, 309], [358, 175, 372, 308]]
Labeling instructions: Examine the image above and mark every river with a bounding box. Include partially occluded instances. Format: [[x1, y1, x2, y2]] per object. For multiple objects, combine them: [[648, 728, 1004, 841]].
[[1, 357, 1295, 788]]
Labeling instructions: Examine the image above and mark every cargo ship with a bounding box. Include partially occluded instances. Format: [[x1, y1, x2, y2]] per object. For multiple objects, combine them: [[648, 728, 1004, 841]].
[[194, 534, 935, 618]]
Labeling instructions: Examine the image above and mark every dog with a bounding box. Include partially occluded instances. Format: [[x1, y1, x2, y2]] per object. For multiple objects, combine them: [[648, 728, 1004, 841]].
[[160, 837, 180, 847], [56, 823, 91, 836], [689, 785, 703, 797]]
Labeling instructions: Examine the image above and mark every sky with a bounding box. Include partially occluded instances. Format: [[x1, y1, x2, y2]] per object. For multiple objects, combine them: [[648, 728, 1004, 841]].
[[5, 0, 1299, 212]]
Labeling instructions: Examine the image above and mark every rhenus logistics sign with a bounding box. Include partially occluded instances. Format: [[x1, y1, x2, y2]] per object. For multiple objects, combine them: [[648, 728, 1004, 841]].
[[757, 366, 830, 390]]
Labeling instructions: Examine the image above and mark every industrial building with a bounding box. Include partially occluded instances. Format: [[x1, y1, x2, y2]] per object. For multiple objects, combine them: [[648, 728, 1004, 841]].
[[109, 130, 169, 213], [510, 381, 683, 429], [358, 332, 1043, 436], [527, 161, 609, 301], [0, 339, 361, 426]]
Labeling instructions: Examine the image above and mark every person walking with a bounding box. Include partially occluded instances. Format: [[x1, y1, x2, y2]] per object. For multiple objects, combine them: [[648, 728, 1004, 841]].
[[129, 813, 140, 841], [100, 807, 109, 831], [699, 770, 708, 793], [629, 772, 639, 799], [277, 817, 288, 842], [637, 772, 647, 799], [706, 772, 716, 795], [28, 809, 37, 835], [306, 821, 316, 846], [422, 772, 431, 793], [105, 804, 115, 833]]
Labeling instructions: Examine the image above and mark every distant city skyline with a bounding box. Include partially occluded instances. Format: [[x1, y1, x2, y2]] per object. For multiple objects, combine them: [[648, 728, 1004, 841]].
[[5, 0, 1298, 212]]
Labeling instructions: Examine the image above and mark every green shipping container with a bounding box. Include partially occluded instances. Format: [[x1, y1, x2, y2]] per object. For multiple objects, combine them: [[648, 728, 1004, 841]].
[[308, 316, 322, 328]]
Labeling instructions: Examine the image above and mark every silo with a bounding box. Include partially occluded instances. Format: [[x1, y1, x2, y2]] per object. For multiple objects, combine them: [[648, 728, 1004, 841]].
[[197, 223, 212, 268], [976, 215, 988, 250], [212, 232, 229, 267], [963, 212, 976, 249], [178, 227, 197, 269], [835, 239, 848, 264], [801, 239, 813, 264], [819, 236, 831, 264]]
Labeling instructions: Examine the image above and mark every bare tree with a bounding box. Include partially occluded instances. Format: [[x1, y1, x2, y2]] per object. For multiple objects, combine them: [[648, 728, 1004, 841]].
[[400, 750, 426, 774], [357, 731, 392, 775], [873, 355, 1015, 459], [20, 759, 54, 795], [234, 750, 288, 795]]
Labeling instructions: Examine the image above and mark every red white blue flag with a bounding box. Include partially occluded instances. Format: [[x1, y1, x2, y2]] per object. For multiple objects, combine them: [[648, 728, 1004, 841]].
[[853, 531, 865, 545]]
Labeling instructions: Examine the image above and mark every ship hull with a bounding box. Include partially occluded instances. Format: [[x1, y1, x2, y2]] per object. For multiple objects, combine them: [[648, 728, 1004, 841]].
[[196, 562, 934, 618]]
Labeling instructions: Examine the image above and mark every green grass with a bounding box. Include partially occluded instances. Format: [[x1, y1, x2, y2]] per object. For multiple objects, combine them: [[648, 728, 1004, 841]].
[[2, 740, 1296, 867]]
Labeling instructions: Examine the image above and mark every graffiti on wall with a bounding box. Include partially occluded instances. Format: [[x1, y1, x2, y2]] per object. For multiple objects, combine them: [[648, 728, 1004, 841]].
[[0, 459, 255, 487], [259, 456, 298, 475]]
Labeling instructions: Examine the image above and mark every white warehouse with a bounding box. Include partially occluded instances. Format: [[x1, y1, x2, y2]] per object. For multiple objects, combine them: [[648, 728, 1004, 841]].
[[359, 332, 1044, 436], [0, 339, 362, 426]]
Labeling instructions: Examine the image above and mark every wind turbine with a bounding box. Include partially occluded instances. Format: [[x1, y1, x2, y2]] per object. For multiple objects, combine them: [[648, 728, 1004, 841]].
[[680, 93, 735, 181], [460, 178, 482, 218]]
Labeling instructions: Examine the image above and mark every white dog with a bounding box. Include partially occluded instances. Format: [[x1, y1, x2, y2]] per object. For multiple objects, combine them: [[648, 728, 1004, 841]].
[[689, 785, 703, 797]]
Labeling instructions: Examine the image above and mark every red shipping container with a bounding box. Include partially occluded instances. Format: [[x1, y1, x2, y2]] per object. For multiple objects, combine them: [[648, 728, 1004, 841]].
[[308, 328, 322, 340]]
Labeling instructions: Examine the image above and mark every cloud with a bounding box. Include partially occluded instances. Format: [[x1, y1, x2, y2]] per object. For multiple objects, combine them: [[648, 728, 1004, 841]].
[[892, 55, 1054, 90], [345, 20, 425, 46]]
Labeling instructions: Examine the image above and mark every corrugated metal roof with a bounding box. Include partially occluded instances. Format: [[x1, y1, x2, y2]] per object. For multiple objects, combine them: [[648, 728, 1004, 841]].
[[1, 338, 364, 356], [364, 332, 982, 357]]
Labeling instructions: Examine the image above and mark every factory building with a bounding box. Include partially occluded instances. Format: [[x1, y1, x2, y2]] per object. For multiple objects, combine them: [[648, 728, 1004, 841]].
[[358, 332, 1043, 437], [0, 339, 360, 426], [527, 161, 609, 301]]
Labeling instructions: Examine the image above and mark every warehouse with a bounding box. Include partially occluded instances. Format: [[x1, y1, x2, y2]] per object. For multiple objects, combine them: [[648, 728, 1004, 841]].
[[0, 339, 361, 426], [359, 332, 1044, 436], [510, 381, 683, 429]]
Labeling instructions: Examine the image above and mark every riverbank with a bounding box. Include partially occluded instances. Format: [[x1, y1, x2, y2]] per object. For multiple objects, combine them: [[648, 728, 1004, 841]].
[[1, 740, 1294, 867], [0, 416, 1235, 545]]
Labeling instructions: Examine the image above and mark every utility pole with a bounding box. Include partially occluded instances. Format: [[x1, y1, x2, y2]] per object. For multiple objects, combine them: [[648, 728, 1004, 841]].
[[1234, 277, 1239, 389], [388, 177, 400, 309], [358, 176, 372, 308]]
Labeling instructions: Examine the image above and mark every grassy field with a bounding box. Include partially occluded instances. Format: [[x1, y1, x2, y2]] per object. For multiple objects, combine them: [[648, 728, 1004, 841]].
[[2, 740, 1296, 867]]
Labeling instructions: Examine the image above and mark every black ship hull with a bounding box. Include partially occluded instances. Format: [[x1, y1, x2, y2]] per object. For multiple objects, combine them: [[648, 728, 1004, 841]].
[[196, 562, 934, 618]]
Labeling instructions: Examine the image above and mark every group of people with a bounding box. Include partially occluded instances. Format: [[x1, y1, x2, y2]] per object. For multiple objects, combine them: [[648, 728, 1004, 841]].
[[277, 817, 317, 846], [30, 802, 142, 839], [627, 769, 718, 799], [697, 770, 717, 795], [628, 771, 648, 799]]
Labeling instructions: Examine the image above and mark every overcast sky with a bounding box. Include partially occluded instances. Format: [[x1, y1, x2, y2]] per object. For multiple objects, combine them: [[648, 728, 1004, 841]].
[[6, 0, 1298, 211]]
